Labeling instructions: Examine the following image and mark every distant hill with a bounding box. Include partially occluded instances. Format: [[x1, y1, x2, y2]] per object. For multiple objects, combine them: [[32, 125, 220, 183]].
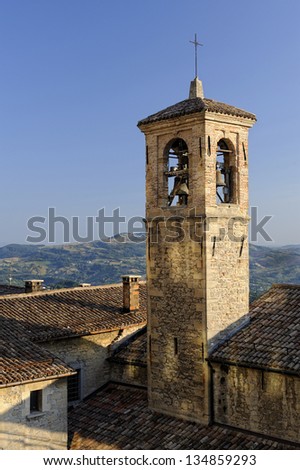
[[0, 239, 299, 301], [0, 237, 146, 289], [250, 244, 300, 300]]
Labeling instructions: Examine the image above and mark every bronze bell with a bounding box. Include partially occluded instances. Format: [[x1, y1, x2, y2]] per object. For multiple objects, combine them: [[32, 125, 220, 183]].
[[216, 169, 226, 188], [175, 182, 189, 195]]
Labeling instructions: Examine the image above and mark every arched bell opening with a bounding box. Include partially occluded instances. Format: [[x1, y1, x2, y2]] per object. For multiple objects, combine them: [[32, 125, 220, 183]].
[[216, 139, 236, 204], [164, 138, 189, 207]]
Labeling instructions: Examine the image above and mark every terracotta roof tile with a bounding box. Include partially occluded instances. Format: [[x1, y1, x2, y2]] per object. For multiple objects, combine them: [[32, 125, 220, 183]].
[[0, 283, 147, 342], [109, 326, 147, 366], [138, 97, 256, 126], [69, 383, 298, 450], [0, 328, 74, 387], [210, 284, 300, 374]]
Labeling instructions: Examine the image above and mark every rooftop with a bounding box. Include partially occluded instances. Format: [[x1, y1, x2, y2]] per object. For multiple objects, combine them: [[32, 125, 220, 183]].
[[138, 97, 256, 127], [0, 321, 74, 387], [109, 326, 147, 367], [0, 282, 147, 343], [110, 284, 300, 376], [0, 281, 146, 386], [69, 383, 299, 450], [210, 284, 300, 374]]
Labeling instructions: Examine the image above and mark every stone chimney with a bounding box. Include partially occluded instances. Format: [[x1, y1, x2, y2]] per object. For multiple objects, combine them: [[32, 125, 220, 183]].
[[24, 279, 44, 293], [122, 275, 141, 312]]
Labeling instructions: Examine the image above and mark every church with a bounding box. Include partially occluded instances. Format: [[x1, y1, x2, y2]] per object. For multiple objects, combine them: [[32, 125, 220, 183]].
[[1, 70, 300, 450]]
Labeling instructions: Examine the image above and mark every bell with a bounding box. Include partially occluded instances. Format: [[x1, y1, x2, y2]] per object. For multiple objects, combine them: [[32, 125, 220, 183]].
[[175, 182, 189, 195], [216, 169, 226, 188]]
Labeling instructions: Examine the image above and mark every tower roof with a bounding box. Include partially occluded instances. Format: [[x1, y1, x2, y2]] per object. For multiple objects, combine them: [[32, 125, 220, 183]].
[[138, 96, 256, 127]]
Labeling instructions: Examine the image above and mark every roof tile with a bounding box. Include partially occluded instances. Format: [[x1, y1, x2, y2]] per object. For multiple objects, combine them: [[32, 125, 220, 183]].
[[138, 97, 256, 126], [69, 383, 298, 450], [210, 284, 300, 374], [0, 283, 147, 342], [0, 329, 74, 387]]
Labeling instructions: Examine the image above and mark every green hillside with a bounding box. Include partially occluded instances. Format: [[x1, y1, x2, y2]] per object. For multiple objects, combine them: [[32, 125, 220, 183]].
[[0, 239, 299, 301], [0, 237, 146, 289], [250, 244, 300, 300]]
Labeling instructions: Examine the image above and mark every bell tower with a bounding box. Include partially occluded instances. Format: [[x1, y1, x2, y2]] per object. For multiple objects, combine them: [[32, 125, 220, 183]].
[[138, 77, 256, 424]]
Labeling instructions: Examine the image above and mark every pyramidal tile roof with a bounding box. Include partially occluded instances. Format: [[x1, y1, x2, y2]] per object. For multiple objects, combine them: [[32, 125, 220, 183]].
[[138, 97, 256, 126]]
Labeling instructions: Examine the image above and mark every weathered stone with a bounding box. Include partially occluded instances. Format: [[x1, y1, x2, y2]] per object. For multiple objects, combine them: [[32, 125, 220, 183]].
[[138, 89, 255, 425], [0, 379, 68, 450], [213, 363, 300, 443]]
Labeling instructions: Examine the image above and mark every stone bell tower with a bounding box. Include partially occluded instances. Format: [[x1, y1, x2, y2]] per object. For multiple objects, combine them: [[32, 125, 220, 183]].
[[138, 77, 256, 424]]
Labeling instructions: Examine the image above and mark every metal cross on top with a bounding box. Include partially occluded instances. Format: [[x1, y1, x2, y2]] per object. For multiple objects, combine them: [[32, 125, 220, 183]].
[[189, 33, 203, 78]]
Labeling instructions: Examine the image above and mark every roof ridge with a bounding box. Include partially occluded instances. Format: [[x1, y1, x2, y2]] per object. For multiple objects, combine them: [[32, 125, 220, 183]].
[[272, 283, 300, 290], [0, 281, 144, 300], [203, 97, 255, 113]]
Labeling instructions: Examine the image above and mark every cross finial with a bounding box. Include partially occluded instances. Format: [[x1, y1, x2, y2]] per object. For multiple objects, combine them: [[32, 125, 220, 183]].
[[189, 33, 203, 78]]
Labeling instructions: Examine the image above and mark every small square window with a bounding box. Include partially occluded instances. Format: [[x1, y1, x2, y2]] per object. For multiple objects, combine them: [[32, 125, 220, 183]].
[[30, 390, 43, 412]]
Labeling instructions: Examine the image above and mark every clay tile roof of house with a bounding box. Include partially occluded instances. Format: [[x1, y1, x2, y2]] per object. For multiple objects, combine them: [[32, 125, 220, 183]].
[[0, 284, 24, 296], [0, 326, 74, 387], [68, 383, 299, 450], [210, 284, 300, 375], [137, 97, 256, 126], [0, 283, 147, 343], [109, 326, 147, 366]]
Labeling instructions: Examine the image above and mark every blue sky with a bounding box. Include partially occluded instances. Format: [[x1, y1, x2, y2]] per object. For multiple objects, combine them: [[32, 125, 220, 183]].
[[0, 0, 299, 246]]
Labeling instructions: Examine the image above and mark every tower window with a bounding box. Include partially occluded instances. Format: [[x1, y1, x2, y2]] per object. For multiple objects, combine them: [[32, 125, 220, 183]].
[[165, 138, 189, 207], [216, 139, 234, 204], [208, 136, 211, 156], [242, 142, 247, 161]]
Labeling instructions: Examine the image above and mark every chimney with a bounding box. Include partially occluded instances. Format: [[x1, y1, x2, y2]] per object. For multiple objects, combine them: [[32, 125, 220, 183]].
[[24, 279, 44, 293], [78, 283, 91, 288], [122, 275, 141, 312]]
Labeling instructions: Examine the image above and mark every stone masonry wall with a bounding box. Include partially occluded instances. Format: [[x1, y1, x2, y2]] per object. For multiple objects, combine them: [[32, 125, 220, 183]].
[[148, 218, 209, 423], [205, 209, 249, 350], [110, 363, 147, 387], [43, 325, 143, 400], [140, 108, 254, 425], [0, 378, 68, 450], [204, 120, 250, 350], [213, 363, 300, 443]]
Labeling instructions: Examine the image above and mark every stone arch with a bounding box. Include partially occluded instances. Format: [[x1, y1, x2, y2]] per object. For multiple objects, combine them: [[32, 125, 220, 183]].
[[216, 138, 237, 204], [164, 138, 189, 207]]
